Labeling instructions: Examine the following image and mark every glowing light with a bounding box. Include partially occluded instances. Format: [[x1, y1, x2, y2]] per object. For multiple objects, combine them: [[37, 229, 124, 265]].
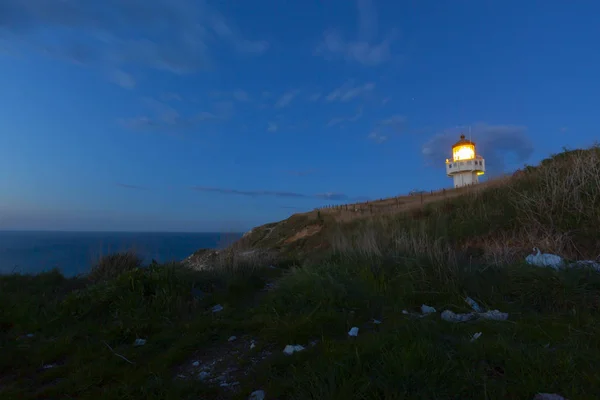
[[477, 171, 485, 176], [453, 144, 475, 161]]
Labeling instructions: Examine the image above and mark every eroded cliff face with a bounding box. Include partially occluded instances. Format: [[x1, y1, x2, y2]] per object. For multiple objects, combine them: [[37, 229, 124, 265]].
[[183, 213, 331, 270]]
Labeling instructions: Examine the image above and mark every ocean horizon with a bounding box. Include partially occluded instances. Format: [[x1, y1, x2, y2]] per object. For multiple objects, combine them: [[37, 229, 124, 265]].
[[0, 230, 242, 277]]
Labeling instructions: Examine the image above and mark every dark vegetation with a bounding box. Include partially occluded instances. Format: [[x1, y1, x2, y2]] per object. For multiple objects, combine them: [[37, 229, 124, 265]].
[[1, 146, 599, 399]]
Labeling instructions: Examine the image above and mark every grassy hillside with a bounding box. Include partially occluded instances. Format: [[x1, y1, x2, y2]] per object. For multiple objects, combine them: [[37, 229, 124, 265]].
[[1, 146, 599, 399]]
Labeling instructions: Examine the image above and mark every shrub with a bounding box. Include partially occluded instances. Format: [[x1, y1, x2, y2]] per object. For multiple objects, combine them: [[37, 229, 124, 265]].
[[87, 251, 143, 283]]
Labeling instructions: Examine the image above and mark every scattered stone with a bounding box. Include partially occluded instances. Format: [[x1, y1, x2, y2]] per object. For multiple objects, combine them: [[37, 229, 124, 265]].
[[42, 364, 55, 369], [470, 332, 482, 342], [283, 344, 305, 355], [198, 371, 210, 380], [534, 394, 568, 400], [348, 327, 359, 337], [220, 381, 240, 388], [465, 297, 483, 313], [526, 248, 564, 270], [212, 304, 224, 313], [441, 310, 476, 322], [192, 361, 200, 367], [372, 319, 382, 324], [228, 336, 237, 342], [402, 310, 409, 315], [421, 304, 437, 314], [249, 389, 266, 400], [250, 340, 256, 349], [133, 338, 146, 346], [309, 340, 319, 347], [568, 260, 600, 272], [478, 310, 509, 321]]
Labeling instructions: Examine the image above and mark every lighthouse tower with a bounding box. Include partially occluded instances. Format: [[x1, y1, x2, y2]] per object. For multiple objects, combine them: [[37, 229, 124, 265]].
[[445, 134, 486, 188]]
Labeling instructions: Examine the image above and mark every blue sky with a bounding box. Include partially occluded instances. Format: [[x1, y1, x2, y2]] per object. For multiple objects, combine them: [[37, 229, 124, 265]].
[[0, 0, 598, 232]]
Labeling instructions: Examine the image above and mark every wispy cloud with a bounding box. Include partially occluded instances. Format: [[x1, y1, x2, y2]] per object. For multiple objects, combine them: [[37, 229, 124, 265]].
[[421, 123, 534, 173], [368, 131, 388, 144], [0, 0, 268, 84], [233, 90, 250, 102], [367, 114, 406, 143], [309, 93, 322, 102], [286, 169, 318, 176], [315, 0, 397, 66], [120, 97, 218, 132], [115, 183, 148, 190], [327, 107, 363, 127], [161, 92, 183, 102], [208, 12, 269, 55], [108, 69, 136, 89], [267, 122, 278, 132], [275, 90, 300, 108], [325, 81, 375, 102], [192, 186, 365, 202]]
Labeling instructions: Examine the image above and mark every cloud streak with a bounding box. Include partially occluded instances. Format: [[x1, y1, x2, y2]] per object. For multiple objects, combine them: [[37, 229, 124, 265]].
[[275, 90, 300, 108], [192, 186, 366, 202], [315, 0, 396, 66], [0, 0, 268, 83], [367, 114, 407, 143], [115, 183, 148, 190], [326, 81, 375, 102], [120, 97, 219, 133], [327, 107, 363, 127]]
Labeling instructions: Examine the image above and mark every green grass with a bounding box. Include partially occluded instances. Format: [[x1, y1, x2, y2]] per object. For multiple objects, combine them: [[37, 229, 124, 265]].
[[2, 255, 600, 399], [2, 147, 599, 399]]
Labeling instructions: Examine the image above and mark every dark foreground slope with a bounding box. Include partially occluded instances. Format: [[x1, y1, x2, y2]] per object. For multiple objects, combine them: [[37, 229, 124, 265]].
[[1, 147, 599, 400]]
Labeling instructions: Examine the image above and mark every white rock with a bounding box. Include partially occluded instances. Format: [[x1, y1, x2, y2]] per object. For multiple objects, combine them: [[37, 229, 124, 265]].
[[198, 371, 210, 380], [228, 336, 237, 342], [479, 310, 509, 321], [283, 344, 305, 355], [465, 297, 483, 313], [534, 394, 568, 400], [348, 327, 359, 337], [192, 361, 200, 367], [133, 338, 146, 346], [42, 364, 55, 369], [212, 304, 224, 313], [421, 304, 437, 314], [441, 310, 476, 322], [470, 332, 482, 342], [525, 248, 563, 270], [402, 310, 409, 315], [372, 319, 382, 324], [249, 390, 266, 400], [250, 340, 256, 349], [26, 333, 35, 338]]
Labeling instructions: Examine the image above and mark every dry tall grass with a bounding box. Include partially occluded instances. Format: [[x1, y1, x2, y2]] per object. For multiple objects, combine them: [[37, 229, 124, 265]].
[[329, 146, 600, 266]]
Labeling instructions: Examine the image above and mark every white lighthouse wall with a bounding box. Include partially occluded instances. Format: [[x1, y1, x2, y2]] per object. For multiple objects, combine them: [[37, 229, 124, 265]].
[[452, 172, 479, 188], [446, 158, 485, 176]]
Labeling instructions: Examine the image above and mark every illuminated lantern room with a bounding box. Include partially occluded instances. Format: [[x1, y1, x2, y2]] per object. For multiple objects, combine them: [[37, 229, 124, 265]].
[[445, 134, 486, 188]]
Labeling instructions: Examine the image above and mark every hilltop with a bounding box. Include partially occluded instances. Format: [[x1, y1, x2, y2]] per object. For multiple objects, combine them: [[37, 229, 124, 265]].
[[1, 146, 600, 400], [186, 146, 600, 271]]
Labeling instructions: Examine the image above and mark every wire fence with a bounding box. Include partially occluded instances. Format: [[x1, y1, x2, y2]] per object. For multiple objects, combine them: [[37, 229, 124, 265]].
[[313, 175, 512, 220]]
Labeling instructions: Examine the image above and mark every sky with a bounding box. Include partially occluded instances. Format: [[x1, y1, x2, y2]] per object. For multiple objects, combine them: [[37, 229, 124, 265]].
[[0, 0, 599, 232]]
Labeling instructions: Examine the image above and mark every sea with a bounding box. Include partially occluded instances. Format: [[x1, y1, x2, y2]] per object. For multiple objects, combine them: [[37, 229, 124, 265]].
[[0, 231, 242, 277]]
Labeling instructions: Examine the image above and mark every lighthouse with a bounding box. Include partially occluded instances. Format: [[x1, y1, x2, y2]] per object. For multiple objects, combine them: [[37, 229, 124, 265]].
[[445, 134, 485, 188]]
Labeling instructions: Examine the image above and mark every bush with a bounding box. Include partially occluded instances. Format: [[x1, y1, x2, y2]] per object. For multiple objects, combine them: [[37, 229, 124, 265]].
[[87, 251, 143, 282]]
